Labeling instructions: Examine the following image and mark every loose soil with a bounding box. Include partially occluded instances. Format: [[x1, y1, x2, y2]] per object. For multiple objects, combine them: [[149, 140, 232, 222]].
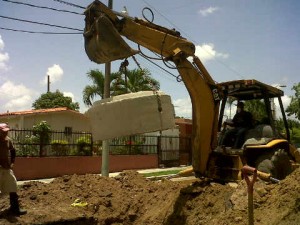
[[0, 167, 300, 225]]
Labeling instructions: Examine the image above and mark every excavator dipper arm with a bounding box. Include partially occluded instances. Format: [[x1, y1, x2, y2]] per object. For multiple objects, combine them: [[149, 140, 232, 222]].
[[83, 0, 220, 175]]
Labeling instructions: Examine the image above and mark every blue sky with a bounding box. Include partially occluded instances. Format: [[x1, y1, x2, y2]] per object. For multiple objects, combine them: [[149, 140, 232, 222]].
[[0, 0, 299, 119]]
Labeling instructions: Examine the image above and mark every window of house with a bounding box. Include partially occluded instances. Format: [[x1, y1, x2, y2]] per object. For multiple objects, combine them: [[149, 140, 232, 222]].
[[64, 127, 72, 135]]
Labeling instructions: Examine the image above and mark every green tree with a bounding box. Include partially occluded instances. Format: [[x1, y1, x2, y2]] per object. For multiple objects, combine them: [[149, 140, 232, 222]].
[[286, 82, 300, 120], [244, 100, 267, 122], [112, 68, 160, 95], [276, 118, 300, 144], [82, 69, 120, 106], [32, 90, 79, 111], [288, 119, 300, 143]]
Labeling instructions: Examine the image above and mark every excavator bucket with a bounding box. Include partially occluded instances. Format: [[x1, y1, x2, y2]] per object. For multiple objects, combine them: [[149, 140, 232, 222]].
[[84, 14, 138, 64]]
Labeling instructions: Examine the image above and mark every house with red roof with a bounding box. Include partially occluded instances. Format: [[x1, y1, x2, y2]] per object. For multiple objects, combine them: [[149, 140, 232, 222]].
[[0, 107, 91, 132]]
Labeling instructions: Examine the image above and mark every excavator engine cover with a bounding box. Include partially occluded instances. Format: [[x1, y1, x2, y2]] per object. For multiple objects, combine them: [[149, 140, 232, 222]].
[[84, 14, 138, 64]]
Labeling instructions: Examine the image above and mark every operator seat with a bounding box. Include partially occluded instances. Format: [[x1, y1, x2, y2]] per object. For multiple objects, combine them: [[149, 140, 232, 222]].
[[243, 124, 274, 147], [245, 124, 274, 139]]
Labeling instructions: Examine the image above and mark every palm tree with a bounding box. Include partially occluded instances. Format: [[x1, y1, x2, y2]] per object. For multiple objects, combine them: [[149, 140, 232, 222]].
[[83, 68, 160, 106], [111, 68, 160, 95], [82, 69, 120, 106]]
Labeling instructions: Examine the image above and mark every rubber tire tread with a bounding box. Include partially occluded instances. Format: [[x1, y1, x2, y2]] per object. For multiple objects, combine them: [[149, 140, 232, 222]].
[[271, 149, 292, 180], [255, 149, 292, 180]]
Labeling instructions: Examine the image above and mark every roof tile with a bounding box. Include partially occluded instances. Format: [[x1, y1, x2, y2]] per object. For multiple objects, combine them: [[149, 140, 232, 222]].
[[0, 107, 77, 117]]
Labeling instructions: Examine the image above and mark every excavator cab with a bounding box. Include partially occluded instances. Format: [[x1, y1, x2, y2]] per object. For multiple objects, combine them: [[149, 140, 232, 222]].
[[208, 79, 298, 181]]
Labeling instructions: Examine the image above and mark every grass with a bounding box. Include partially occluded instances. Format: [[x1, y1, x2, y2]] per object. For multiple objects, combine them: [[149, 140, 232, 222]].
[[141, 169, 183, 178]]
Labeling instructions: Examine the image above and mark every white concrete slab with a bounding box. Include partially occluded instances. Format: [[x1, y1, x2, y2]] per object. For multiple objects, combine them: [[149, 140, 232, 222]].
[[85, 91, 175, 140]]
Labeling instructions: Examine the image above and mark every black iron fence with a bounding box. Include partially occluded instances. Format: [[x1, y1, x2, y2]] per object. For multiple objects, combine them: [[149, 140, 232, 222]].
[[10, 129, 93, 157], [158, 136, 192, 167], [109, 135, 158, 155], [9, 130, 192, 165]]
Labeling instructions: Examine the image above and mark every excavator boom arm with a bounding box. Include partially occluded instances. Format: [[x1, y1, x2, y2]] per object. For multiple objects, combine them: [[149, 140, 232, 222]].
[[84, 0, 195, 62], [83, 0, 220, 175]]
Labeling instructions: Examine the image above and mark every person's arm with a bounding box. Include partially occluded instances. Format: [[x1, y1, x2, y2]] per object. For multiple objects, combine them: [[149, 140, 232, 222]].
[[9, 140, 16, 167], [224, 114, 237, 127]]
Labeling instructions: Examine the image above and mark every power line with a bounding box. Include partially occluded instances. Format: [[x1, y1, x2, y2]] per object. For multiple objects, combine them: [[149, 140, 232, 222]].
[[1, 0, 82, 15], [138, 56, 184, 85], [0, 15, 83, 31], [53, 0, 85, 9], [138, 53, 179, 80], [0, 26, 82, 34], [142, 0, 244, 79]]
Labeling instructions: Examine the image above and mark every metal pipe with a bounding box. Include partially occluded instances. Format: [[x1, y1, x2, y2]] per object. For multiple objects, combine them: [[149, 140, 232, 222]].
[[101, 0, 113, 177]]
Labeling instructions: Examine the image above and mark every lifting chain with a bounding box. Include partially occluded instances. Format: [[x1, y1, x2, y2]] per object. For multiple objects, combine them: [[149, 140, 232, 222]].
[[119, 59, 129, 93], [131, 56, 163, 113], [121, 57, 164, 128]]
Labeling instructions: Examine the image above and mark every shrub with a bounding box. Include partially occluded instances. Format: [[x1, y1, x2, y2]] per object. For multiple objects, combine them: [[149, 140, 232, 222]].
[[51, 140, 69, 156], [76, 135, 92, 156], [92, 140, 102, 156], [32, 121, 51, 156], [33, 121, 51, 144], [16, 135, 39, 157]]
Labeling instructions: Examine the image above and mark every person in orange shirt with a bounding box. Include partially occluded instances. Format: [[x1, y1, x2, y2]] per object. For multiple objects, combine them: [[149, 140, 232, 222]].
[[0, 123, 26, 216]]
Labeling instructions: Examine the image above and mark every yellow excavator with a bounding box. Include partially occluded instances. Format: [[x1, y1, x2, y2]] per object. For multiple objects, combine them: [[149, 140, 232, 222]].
[[83, 1, 300, 181]]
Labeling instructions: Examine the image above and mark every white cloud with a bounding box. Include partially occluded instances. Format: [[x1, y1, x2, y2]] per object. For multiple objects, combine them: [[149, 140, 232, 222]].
[[270, 84, 291, 119], [0, 81, 32, 99], [4, 95, 32, 111], [273, 95, 291, 119], [42, 64, 64, 85], [0, 52, 9, 70], [63, 91, 74, 100], [173, 97, 192, 118], [0, 81, 37, 112], [0, 35, 9, 71], [194, 43, 229, 63], [64, 92, 89, 113], [199, 7, 219, 17], [281, 95, 291, 109], [0, 35, 4, 50]]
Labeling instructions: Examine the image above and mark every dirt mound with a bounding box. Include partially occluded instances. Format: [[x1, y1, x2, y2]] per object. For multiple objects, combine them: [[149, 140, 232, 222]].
[[0, 168, 299, 225]]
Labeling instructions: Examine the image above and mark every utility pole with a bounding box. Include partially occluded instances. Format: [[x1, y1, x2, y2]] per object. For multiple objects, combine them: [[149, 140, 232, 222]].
[[101, 0, 113, 177], [47, 75, 50, 93]]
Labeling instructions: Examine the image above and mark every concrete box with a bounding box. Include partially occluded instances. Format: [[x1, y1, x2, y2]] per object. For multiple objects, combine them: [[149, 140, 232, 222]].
[[85, 91, 175, 140]]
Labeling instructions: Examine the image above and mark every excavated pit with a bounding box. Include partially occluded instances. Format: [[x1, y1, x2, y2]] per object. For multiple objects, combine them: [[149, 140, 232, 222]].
[[0, 169, 299, 225]]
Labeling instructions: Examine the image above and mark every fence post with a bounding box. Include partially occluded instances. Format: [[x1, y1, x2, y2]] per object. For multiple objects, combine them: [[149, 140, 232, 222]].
[[129, 136, 132, 154], [157, 135, 161, 167], [90, 134, 93, 155], [39, 132, 46, 157]]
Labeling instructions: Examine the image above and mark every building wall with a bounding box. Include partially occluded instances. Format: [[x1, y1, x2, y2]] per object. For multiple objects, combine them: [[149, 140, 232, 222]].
[[2, 111, 91, 132], [175, 118, 192, 137], [13, 155, 158, 180], [0, 116, 21, 129]]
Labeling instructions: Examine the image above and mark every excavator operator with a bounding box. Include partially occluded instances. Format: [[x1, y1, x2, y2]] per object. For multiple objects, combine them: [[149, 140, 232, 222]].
[[219, 102, 253, 149]]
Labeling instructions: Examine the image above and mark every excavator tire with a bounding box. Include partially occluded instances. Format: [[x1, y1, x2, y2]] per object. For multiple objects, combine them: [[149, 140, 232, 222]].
[[255, 149, 292, 180]]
